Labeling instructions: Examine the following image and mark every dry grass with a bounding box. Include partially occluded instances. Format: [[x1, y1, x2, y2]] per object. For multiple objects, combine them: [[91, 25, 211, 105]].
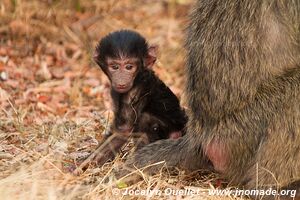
[[0, 0, 241, 199]]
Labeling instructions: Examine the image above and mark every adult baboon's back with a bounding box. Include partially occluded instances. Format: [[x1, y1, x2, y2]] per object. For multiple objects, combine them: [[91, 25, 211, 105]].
[[126, 0, 300, 195]]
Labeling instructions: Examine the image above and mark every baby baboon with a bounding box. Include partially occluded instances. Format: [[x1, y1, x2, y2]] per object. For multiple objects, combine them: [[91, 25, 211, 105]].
[[73, 30, 187, 174], [124, 0, 300, 199]]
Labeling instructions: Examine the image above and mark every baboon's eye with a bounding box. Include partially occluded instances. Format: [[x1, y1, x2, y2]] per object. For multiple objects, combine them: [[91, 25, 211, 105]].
[[111, 65, 119, 70], [125, 64, 134, 70], [152, 124, 159, 132]]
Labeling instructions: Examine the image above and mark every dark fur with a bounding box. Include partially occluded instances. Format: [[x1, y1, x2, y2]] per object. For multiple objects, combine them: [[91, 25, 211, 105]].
[[110, 69, 187, 140], [123, 1, 300, 198]]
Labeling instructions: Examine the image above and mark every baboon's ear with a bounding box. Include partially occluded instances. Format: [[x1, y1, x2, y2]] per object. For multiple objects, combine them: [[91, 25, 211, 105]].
[[93, 50, 99, 63], [144, 45, 158, 69], [93, 50, 107, 74], [93, 50, 104, 69]]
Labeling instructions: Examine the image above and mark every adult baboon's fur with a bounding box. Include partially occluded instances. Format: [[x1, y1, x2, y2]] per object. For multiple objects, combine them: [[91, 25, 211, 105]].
[[124, 0, 300, 196]]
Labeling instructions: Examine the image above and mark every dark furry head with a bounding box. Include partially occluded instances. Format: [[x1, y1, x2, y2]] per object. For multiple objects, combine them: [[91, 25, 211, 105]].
[[94, 30, 148, 67]]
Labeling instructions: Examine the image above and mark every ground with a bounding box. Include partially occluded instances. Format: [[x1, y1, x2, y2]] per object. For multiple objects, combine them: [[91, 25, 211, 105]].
[[0, 1, 235, 199]]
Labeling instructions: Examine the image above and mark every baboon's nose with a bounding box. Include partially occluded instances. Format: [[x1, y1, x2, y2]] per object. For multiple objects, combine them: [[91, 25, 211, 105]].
[[117, 84, 126, 88]]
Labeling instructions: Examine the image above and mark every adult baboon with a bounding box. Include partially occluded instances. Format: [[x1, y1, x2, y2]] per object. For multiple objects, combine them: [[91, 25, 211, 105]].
[[124, 0, 300, 198]]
